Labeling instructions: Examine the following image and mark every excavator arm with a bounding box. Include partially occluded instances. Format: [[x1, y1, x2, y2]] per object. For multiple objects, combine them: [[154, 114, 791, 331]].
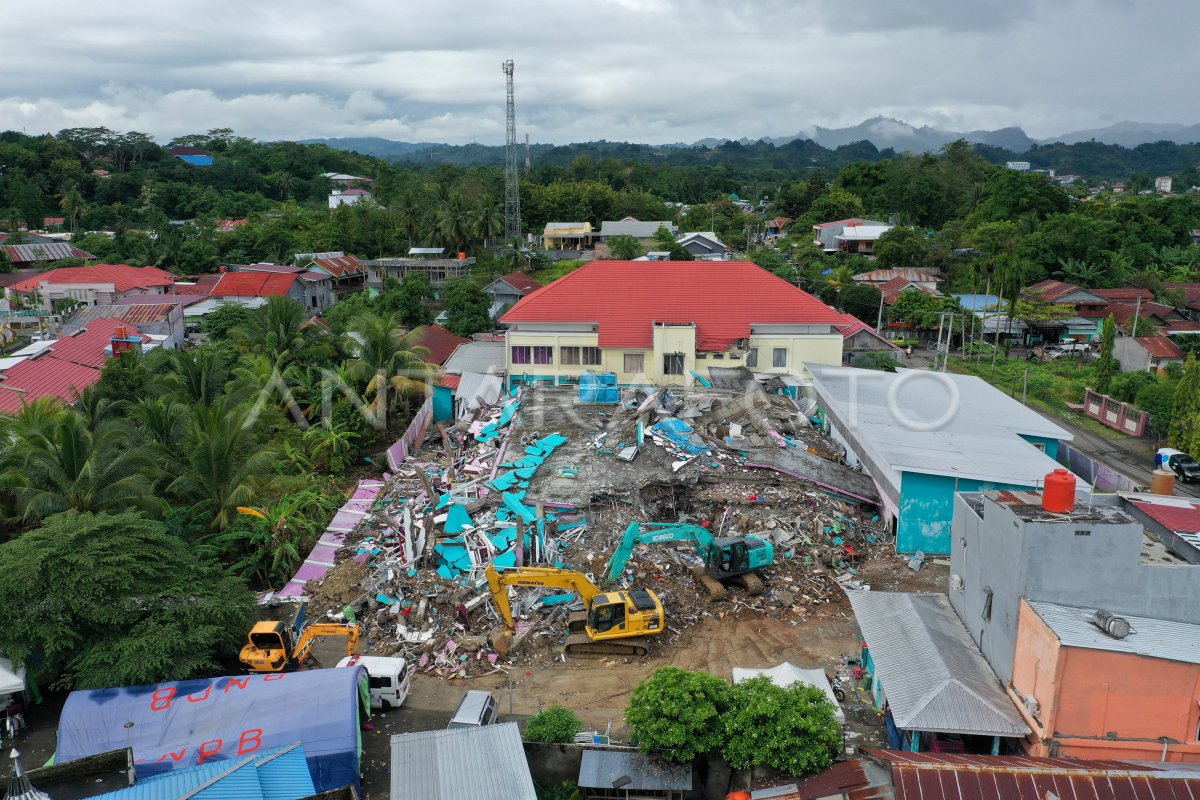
[[605, 522, 714, 583], [485, 565, 604, 631], [291, 623, 361, 667]]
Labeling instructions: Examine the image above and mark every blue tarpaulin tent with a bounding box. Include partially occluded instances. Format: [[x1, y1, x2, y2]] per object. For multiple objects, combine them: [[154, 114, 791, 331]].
[[56, 668, 367, 793]]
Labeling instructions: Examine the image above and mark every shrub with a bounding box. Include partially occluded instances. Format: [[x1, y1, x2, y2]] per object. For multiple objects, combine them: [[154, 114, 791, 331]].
[[525, 705, 582, 744], [625, 667, 731, 763], [721, 675, 842, 777]]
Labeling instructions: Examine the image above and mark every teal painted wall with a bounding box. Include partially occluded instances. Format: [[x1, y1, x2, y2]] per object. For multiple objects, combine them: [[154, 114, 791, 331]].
[[897, 472, 1033, 554], [433, 385, 454, 421], [1018, 434, 1059, 460]]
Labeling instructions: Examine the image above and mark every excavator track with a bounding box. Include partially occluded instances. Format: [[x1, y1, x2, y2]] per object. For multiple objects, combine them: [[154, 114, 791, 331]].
[[688, 564, 728, 601], [564, 634, 652, 658], [731, 571, 765, 596]]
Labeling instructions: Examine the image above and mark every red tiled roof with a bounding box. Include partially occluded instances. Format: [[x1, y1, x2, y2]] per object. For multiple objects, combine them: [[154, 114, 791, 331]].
[[1023, 279, 1086, 303], [409, 324, 470, 366], [832, 311, 899, 349], [498, 272, 541, 295], [879, 276, 938, 304], [215, 219, 247, 231], [1135, 334, 1184, 359], [1092, 287, 1154, 301], [1132, 499, 1200, 533], [308, 255, 362, 277], [50, 318, 144, 368], [209, 271, 298, 298], [436, 373, 462, 390], [500, 260, 845, 350], [872, 749, 1198, 800], [8, 264, 175, 294], [766, 216, 793, 230], [854, 268, 940, 284], [0, 357, 100, 415], [340, 188, 371, 196]]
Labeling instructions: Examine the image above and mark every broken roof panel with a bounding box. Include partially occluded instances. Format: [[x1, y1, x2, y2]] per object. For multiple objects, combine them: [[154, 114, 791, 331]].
[[577, 750, 692, 793]]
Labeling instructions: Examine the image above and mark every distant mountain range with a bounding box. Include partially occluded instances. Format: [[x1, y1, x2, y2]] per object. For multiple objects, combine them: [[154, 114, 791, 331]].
[[302, 117, 1200, 162]]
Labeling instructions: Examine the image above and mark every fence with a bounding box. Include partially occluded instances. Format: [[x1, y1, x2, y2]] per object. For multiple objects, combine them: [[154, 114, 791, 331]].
[[1083, 389, 1148, 437], [386, 396, 434, 471], [1056, 442, 1143, 493]]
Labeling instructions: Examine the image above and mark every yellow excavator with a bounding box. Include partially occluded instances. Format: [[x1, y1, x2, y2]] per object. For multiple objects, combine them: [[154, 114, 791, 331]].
[[485, 564, 665, 657], [239, 620, 362, 673]]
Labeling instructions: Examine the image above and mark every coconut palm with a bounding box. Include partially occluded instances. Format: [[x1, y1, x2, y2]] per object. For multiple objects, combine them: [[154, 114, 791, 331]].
[[231, 296, 331, 367], [203, 490, 339, 586], [473, 203, 505, 246], [390, 192, 423, 249], [436, 192, 473, 253], [822, 264, 857, 294], [157, 347, 228, 407], [344, 311, 431, 429], [0, 413, 153, 521], [303, 421, 356, 474], [59, 184, 86, 234]]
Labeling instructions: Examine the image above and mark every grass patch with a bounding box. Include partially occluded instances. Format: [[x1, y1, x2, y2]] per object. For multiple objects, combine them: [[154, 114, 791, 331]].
[[531, 258, 586, 284]]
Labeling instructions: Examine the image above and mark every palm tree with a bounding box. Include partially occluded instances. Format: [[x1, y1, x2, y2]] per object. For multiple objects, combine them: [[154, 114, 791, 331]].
[[1056, 257, 1103, 287], [303, 421, 355, 473], [823, 264, 857, 294], [166, 400, 297, 531], [0, 413, 153, 521], [344, 311, 431, 429], [157, 348, 228, 407], [436, 192, 473, 253], [59, 184, 85, 234], [390, 192, 423, 249], [231, 296, 329, 367], [75, 386, 124, 431], [231, 353, 308, 428], [607, 235, 643, 260], [472, 203, 505, 246], [204, 490, 338, 586]]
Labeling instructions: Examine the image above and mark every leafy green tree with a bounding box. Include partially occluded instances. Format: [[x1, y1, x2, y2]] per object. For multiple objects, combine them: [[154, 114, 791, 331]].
[[0, 510, 255, 689], [524, 705, 582, 744], [204, 490, 337, 586], [1094, 313, 1118, 394], [1137, 379, 1176, 438], [607, 234, 643, 260], [0, 413, 152, 521], [720, 675, 841, 777], [625, 667, 731, 763], [872, 226, 927, 270], [202, 303, 254, 340], [806, 188, 865, 224], [442, 278, 494, 336], [852, 351, 898, 372], [1168, 356, 1200, 453], [838, 282, 883, 323]]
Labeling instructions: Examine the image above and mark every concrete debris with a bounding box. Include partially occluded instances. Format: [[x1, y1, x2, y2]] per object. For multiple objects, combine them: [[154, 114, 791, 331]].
[[303, 383, 898, 679]]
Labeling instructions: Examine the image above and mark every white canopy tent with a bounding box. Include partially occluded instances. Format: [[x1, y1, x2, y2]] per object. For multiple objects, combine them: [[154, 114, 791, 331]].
[[731, 662, 845, 724], [0, 657, 26, 700]]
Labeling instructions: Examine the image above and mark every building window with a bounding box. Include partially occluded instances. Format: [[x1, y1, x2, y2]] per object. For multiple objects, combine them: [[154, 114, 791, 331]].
[[561, 346, 581, 365], [511, 346, 531, 365], [582, 347, 602, 365], [623, 353, 644, 374], [663, 353, 685, 375], [746, 348, 758, 368], [772, 347, 787, 368], [534, 346, 553, 365]]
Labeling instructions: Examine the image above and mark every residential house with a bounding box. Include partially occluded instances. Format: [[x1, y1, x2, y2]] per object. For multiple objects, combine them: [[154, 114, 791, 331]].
[[950, 489, 1200, 698], [1155, 176, 1174, 193], [1020, 279, 1109, 340], [1113, 334, 1184, 373], [1164, 282, 1200, 319], [878, 275, 942, 305], [1091, 287, 1154, 304], [408, 324, 469, 366], [831, 311, 900, 361], [0, 317, 153, 415], [1126, 496, 1200, 564], [951, 294, 1028, 341], [764, 216, 793, 237], [676, 231, 733, 260], [64, 303, 186, 349], [597, 218, 678, 250], [1010, 599, 1200, 761], [1, 242, 96, 270], [362, 248, 474, 291], [329, 188, 372, 208], [389, 722, 536, 800], [322, 172, 374, 187], [854, 269, 940, 292], [167, 146, 214, 166], [846, 591, 1029, 754], [499, 260, 845, 389], [6, 264, 173, 309], [808, 365, 1072, 554], [214, 218, 247, 233], [1107, 300, 1186, 334], [541, 221, 595, 250], [301, 254, 366, 296], [812, 218, 891, 253], [483, 271, 541, 318], [232, 262, 336, 311], [41, 216, 65, 230], [433, 340, 506, 421], [187, 269, 332, 315]]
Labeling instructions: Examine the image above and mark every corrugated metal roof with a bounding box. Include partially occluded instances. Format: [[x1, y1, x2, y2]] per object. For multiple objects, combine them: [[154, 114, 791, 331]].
[[835, 225, 893, 241], [1131, 499, 1200, 533], [855, 269, 940, 284], [847, 591, 1028, 736], [454, 372, 503, 416], [872, 749, 1200, 800], [8, 264, 172, 293], [496, 272, 541, 294], [210, 272, 297, 298], [407, 247, 445, 255], [577, 750, 692, 792], [1, 243, 96, 264], [750, 760, 891, 800], [598, 220, 677, 238], [308, 255, 362, 277], [409, 324, 470, 365], [236, 263, 303, 274], [48, 318, 142, 368], [90, 744, 313, 800], [389, 722, 535, 800], [1027, 600, 1200, 665], [0, 356, 98, 414], [1134, 335, 1184, 359], [443, 341, 506, 375], [66, 304, 174, 329]]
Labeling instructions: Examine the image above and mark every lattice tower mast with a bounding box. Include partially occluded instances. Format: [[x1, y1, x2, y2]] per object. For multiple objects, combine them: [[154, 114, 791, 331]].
[[502, 60, 521, 242]]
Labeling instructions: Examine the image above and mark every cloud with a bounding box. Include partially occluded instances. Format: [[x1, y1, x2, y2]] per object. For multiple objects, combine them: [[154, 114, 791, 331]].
[[0, 0, 1197, 144]]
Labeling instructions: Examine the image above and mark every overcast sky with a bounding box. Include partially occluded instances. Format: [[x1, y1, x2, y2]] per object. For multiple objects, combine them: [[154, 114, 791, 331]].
[[2, 0, 1197, 146]]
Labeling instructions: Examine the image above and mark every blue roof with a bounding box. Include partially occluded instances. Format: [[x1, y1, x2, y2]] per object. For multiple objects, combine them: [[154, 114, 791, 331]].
[[90, 745, 315, 800], [951, 293, 1004, 311], [176, 154, 215, 166]]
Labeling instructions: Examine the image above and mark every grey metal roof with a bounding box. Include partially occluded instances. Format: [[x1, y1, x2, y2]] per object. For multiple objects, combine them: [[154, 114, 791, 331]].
[[577, 749, 692, 792], [847, 591, 1029, 737], [1027, 601, 1200, 665], [390, 722, 536, 800], [1, 243, 95, 263], [455, 371, 503, 416], [407, 247, 445, 255], [807, 365, 1072, 491], [443, 341, 506, 375], [598, 220, 678, 238]]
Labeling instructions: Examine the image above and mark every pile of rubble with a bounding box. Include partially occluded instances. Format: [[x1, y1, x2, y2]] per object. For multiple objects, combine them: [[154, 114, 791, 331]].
[[302, 382, 894, 678]]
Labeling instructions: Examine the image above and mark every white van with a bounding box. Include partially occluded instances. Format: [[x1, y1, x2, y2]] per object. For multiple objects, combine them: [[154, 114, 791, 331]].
[[337, 655, 411, 710]]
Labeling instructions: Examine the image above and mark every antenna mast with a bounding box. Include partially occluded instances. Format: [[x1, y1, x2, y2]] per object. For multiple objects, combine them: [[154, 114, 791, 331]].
[[502, 60, 521, 243], [525, 132, 531, 176]]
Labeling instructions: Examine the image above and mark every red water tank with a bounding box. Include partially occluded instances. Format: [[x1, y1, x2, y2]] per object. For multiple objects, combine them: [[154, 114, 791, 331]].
[[1042, 468, 1076, 513]]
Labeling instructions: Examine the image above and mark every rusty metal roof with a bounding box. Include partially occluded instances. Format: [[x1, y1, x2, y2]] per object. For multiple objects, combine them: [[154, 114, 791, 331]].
[[2, 243, 96, 264]]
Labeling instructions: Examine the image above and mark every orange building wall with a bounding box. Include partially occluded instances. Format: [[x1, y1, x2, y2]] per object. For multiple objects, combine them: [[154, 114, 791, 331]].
[[1010, 599, 1200, 762]]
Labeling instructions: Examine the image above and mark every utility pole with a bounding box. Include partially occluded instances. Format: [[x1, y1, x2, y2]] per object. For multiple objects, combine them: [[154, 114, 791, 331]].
[[1130, 294, 1142, 338], [502, 60, 521, 243], [875, 291, 885, 334]]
